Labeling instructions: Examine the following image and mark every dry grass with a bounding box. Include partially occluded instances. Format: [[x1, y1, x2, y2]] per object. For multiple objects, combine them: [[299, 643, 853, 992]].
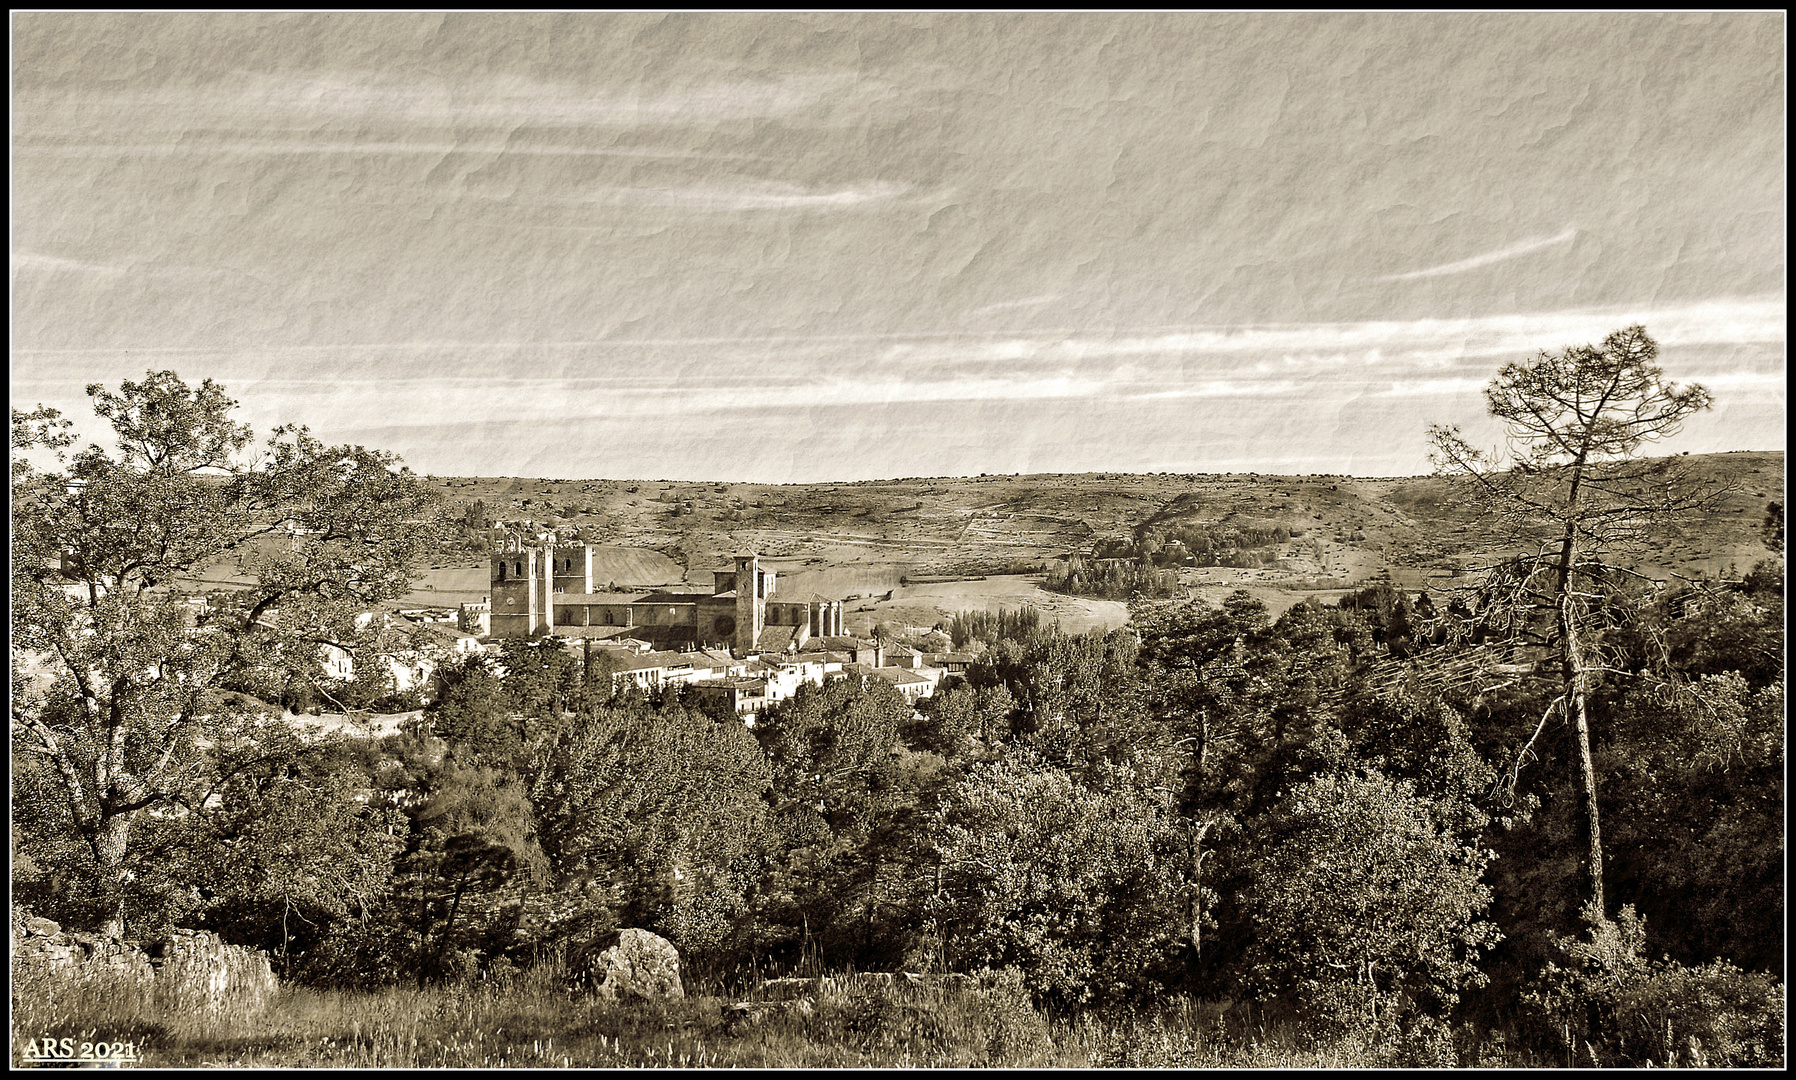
[[9, 959, 1424, 1069]]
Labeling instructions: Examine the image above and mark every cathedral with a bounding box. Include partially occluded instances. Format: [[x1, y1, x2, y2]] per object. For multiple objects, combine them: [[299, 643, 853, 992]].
[[488, 542, 844, 655]]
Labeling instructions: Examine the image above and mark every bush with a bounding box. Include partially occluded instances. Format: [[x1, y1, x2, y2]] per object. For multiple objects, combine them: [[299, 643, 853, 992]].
[[1525, 904, 1784, 1067]]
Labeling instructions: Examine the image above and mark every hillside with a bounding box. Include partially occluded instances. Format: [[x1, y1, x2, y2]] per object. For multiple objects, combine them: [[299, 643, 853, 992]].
[[407, 451, 1782, 631]]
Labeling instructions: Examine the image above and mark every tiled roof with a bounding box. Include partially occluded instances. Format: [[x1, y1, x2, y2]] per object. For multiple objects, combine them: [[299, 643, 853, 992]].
[[400, 621, 478, 641], [559, 592, 652, 604], [698, 677, 766, 692], [613, 649, 703, 672], [871, 667, 934, 685], [764, 591, 839, 605], [757, 624, 801, 650]]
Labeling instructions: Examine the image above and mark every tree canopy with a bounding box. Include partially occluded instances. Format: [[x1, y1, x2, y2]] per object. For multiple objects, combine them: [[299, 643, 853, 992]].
[[11, 371, 449, 935]]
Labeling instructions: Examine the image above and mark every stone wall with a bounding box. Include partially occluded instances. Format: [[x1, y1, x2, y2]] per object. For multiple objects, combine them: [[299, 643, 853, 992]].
[[11, 908, 278, 1016]]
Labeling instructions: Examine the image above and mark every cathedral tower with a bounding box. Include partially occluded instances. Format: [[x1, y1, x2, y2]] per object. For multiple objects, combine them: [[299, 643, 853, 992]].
[[491, 542, 552, 637]]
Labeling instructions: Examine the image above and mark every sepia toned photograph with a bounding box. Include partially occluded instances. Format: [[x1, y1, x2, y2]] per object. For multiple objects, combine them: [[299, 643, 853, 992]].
[[11, 11, 1784, 1068]]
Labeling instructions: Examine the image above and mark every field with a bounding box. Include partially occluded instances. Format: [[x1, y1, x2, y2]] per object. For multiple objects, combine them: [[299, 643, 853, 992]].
[[396, 451, 1782, 626], [11, 960, 1479, 1069]]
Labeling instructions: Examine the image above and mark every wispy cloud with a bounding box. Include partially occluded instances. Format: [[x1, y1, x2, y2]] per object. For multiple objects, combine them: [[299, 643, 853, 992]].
[[969, 295, 1059, 318], [577, 179, 911, 212], [13, 68, 897, 139], [11, 251, 127, 278], [1379, 228, 1579, 281], [16, 301, 1779, 437], [14, 140, 758, 160]]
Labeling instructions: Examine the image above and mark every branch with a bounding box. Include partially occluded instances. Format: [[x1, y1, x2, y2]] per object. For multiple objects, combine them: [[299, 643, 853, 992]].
[[1495, 694, 1566, 807]]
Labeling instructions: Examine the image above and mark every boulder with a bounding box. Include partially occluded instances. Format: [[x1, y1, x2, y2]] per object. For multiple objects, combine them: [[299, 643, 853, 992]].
[[579, 928, 684, 1002]]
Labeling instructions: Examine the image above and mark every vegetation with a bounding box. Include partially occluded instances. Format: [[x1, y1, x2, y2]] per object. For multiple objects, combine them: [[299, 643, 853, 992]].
[[1427, 324, 1718, 920], [12, 348, 1783, 1068], [1044, 553, 1181, 599], [12, 373, 448, 937]]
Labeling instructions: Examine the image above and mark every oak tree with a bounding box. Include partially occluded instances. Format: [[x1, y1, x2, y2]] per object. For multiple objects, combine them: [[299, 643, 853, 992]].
[[11, 371, 446, 935]]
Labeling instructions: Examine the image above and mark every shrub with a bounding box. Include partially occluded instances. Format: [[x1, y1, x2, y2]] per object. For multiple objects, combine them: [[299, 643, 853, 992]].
[[1525, 903, 1785, 1067]]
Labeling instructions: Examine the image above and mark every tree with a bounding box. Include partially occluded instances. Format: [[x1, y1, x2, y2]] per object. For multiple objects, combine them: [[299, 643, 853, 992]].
[[530, 700, 771, 964], [11, 371, 447, 935], [1244, 769, 1500, 1046], [1426, 325, 1719, 919], [428, 655, 516, 761], [920, 755, 1194, 1010]]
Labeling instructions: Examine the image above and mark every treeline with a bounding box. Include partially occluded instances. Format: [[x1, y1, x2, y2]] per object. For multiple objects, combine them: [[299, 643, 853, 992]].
[[1043, 554, 1182, 600], [1094, 521, 1297, 566], [13, 568, 1783, 1065], [945, 606, 1045, 647], [1051, 522, 1301, 599]]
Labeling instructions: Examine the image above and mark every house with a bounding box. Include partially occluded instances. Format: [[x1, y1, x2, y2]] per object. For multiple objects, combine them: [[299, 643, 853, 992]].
[[688, 677, 770, 719], [867, 666, 940, 706]]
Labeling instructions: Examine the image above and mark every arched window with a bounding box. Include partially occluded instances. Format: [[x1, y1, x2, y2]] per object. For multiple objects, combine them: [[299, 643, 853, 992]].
[[498, 562, 507, 582]]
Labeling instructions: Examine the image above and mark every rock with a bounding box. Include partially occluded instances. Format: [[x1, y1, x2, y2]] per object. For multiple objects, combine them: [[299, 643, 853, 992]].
[[25, 915, 61, 937], [722, 997, 814, 1035], [578, 928, 684, 1002]]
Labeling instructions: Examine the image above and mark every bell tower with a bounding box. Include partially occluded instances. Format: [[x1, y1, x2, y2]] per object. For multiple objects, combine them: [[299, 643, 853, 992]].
[[491, 541, 552, 637], [734, 553, 764, 654]]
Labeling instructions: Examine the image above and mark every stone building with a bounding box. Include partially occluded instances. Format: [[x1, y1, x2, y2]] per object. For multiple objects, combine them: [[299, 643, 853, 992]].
[[488, 542, 844, 656]]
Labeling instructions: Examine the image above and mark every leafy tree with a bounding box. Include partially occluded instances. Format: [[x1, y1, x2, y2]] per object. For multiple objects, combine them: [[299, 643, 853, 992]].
[[1600, 672, 1783, 971], [530, 699, 771, 965], [497, 637, 582, 729], [1243, 768, 1500, 1043], [919, 755, 1196, 1011], [428, 655, 516, 761], [11, 372, 446, 935], [1525, 903, 1784, 1067], [906, 680, 1014, 760], [751, 677, 926, 968], [168, 744, 407, 968], [375, 752, 546, 984], [1426, 325, 1720, 919]]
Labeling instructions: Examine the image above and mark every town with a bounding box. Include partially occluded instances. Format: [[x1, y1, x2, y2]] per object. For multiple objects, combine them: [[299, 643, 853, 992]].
[[289, 540, 965, 724]]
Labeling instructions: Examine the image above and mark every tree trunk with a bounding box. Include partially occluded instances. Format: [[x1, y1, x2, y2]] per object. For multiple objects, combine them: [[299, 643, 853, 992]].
[[1571, 687, 1605, 918], [92, 814, 133, 938], [1554, 455, 1606, 921]]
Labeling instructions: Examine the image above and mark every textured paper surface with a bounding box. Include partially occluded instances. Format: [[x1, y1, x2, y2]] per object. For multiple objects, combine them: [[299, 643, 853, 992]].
[[12, 13, 1785, 482]]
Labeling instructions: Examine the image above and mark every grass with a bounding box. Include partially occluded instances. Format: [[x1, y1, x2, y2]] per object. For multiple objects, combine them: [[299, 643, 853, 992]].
[[12, 959, 1431, 1069]]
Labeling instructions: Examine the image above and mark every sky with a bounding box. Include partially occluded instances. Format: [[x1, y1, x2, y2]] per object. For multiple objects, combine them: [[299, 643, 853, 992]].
[[11, 12, 1785, 483]]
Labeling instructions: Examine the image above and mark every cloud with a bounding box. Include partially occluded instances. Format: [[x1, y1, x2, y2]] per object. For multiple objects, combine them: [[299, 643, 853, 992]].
[[1379, 228, 1579, 281], [14, 140, 758, 160], [13, 68, 896, 138], [588, 179, 911, 212], [969, 295, 1059, 318], [11, 251, 127, 278]]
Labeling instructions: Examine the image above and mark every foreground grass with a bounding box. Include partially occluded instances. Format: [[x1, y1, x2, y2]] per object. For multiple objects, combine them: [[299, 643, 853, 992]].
[[11, 962, 1428, 1069]]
